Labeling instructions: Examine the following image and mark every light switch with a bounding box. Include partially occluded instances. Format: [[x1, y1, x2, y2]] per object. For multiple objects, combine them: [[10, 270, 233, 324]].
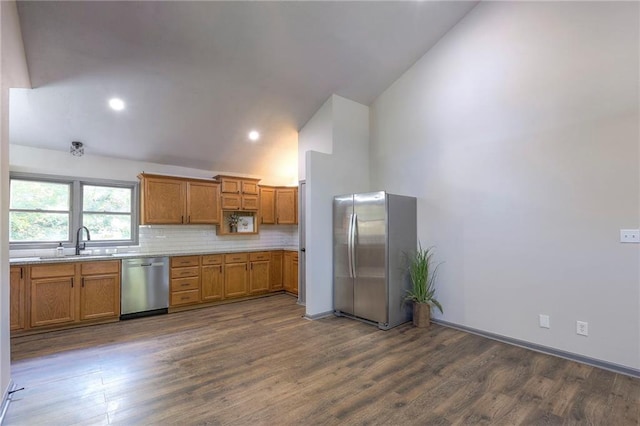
[[539, 314, 550, 329], [620, 229, 640, 243]]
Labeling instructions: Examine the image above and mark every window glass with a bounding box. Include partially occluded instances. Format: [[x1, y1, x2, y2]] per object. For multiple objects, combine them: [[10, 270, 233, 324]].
[[9, 179, 71, 242], [83, 185, 131, 213]]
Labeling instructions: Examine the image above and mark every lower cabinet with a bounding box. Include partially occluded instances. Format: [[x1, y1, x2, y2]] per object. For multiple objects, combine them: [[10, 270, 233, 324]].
[[270, 251, 283, 291], [224, 253, 249, 298], [249, 252, 270, 294], [201, 254, 224, 302], [30, 261, 120, 329], [79, 261, 120, 321], [283, 251, 299, 295], [30, 263, 76, 327], [10, 266, 25, 331], [170, 256, 201, 307]]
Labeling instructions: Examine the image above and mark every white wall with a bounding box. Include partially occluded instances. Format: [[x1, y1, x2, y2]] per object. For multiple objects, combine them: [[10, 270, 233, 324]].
[[370, 1, 640, 370], [10, 144, 292, 186], [300, 94, 370, 317], [1, 0, 31, 407]]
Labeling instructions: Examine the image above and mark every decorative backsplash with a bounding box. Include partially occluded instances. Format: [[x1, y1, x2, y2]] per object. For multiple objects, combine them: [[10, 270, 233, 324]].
[[10, 224, 299, 258], [138, 224, 298, 254]]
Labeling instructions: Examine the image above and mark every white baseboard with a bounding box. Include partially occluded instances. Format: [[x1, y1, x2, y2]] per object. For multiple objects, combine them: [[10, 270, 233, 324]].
[[0, 379, 15, 424]]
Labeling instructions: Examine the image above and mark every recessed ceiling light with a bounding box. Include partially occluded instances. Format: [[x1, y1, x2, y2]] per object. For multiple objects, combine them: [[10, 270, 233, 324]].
[[108, 98, 125, 111], [248, 130, 260, 141]]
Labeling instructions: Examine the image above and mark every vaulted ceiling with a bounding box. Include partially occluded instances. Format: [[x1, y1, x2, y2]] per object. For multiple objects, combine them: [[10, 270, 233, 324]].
[[11, 1, 477, 179]]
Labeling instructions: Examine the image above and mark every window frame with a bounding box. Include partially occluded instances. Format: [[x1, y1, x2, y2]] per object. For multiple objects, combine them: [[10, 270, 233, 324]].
[[9, 172, 139, 250]]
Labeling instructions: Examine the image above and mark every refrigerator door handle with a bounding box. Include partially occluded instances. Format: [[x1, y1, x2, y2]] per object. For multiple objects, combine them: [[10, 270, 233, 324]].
[[351, 213, 357, 278], [347, 213, 354, 278]]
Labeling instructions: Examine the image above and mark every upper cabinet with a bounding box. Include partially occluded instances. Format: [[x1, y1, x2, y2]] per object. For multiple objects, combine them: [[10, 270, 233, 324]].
[[139, 173, 220, 225], [260, 186, 298, 225], [215, 175, 260, 212]]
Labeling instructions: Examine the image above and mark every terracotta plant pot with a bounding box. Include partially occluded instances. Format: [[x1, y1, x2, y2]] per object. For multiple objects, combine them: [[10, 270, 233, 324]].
[[413, 302, 431, 328]]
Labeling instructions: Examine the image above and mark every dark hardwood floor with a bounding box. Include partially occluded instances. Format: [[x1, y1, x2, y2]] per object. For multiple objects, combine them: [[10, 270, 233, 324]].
[[5, 294, 639, 425]]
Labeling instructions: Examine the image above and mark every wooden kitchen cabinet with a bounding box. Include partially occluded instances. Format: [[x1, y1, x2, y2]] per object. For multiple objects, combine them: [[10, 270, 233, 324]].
[[249, 252, 270, 294], [260, 186, 298, 225], [215, 175, 260, 212], [30, 263, 76, 327], [187, 181, 221, 224], [139, 173, 220, 225], [283, 251, 299, 295], [259, 187, 276, 225], [270, 250, 283, 291], [170, 256, 201, 307], [10, 266, 25, 331], [79, 261, 120, 321], [224, 253, 249, 298], [276, 187, 298, 225], [201, 254, 224, 302]]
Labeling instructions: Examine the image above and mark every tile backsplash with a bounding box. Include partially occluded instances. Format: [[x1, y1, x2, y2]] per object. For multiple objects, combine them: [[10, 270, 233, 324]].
[[10, 225, 299, 258], [138, 224, 298, 254]]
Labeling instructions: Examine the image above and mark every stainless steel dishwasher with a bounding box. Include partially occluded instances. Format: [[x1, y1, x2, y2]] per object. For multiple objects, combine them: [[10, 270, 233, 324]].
[[120, 256, 169, 320]]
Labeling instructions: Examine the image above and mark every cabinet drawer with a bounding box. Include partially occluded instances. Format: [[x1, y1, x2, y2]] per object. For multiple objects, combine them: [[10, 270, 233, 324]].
[[225, 253, 248, 263], [250, 252, 270, 261], [171, 266, 199, 278], [202, 254, 223, 265], [31, 263, 76, 279], [171, 289, 200, 306], [170, 277, 199, 291], [171, 256, 200, 267], [81, 260, 119, 276]]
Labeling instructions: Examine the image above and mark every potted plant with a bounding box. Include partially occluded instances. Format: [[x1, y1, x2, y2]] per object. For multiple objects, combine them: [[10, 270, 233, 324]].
[[227, 213, 240, 233], [406, 244, 443, 328]]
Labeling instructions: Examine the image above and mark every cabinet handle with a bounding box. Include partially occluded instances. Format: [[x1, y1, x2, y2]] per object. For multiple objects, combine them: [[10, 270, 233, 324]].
[[251, 263, 253, 270], [20, 268, 23, 279], [71, 278, 74, 288], [188, 216, 191, 223], [181, 216, 184, 223], [219, 265, 222, 273], [276, 217, 279, 224], [82, 277, 85, 288], [245, 264, 247, 270]]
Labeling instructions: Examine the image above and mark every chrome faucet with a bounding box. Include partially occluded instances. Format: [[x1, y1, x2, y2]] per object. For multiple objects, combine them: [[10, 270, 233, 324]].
[[75, 226, 91, 255]]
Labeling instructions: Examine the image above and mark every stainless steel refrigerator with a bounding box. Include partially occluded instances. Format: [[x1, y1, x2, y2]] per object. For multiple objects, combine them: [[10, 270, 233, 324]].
[[333, 191, 416, 330]]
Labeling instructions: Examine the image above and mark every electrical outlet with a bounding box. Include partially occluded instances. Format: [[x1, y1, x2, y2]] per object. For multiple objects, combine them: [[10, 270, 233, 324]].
[[539, 314, 550, 329], [577, 321, 588, 336], [620, 229, 640, 243]]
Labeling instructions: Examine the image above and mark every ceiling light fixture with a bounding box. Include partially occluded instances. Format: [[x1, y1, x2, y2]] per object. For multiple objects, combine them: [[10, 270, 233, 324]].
[[108, 98, 125, 111], [248, 130, 260, 142], [70, 141, 84, 157]]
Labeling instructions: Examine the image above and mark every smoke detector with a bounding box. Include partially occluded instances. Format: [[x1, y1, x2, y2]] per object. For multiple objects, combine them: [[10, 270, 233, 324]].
[[70, 141, 84, 157]]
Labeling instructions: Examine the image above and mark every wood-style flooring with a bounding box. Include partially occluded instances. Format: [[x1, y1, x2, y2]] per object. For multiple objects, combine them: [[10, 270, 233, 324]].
[[5, 294, 639, 425]]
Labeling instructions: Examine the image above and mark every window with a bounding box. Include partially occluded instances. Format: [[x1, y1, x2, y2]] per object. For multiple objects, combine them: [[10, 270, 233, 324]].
[[9, 174, 138, 248], [9, 179, 71, 242]]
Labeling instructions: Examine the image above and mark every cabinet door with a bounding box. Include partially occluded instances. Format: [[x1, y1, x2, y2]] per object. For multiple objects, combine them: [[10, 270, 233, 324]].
[[276, 188, 297, 224], [292, 256, 299, 296], [249, 261, 270, 294], [283, 252, 293, 293], [31, 276, 75, 327], [80, 274, 120, 321], [142, 177, 186, 224], [224, 262, 248, 298], [202, 264, 224, 302], [259, 187, 275, 224], [241, 195, 259, 211], [220, 177, 242, 194], [270, 251, 283, 291], [10, 267, 25, 331], [221, 194, 242, 210], [242, 181, 259, 195], [187, 181, 220, 224]]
